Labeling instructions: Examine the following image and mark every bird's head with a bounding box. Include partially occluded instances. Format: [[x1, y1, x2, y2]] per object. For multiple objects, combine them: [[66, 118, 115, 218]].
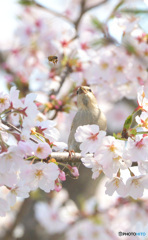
[[77, 86, 98, 110]]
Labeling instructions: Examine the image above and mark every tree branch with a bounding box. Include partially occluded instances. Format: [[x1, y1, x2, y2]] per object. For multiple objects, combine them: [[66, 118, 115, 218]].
[[50, 64, 72, 96], [1, 120, 38, 144], [1, 120, 138, 167], [33, 152, 138, 168], [34, 1, 72, 24], [47, 152, 89, 163], [74, 0, 87, 30], [85, 0, 109, 13], [74, 0, 109, 30]]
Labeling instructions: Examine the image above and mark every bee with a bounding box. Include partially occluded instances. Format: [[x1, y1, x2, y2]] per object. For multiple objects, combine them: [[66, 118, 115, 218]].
[[48, 56, 58, 65]]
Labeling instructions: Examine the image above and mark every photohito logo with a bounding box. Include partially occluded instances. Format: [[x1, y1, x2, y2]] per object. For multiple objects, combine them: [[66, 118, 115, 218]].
[[118, 231, 146, 237]]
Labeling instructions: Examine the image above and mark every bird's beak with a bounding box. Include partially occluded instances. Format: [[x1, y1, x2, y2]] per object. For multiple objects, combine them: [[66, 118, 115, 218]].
[[78, 87, 87, 94]]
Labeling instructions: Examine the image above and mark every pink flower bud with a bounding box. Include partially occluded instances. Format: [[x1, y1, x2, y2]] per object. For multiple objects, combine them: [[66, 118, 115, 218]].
[[55, 179, 62, 192], [58, 100, 62, 106], [50, 95, 56, 100], [71, 167, 79, 177], [55, 105, 59, 109], [59, 170, 66, 181]]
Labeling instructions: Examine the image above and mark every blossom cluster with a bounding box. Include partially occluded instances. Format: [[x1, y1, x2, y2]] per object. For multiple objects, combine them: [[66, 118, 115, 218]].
[[2, 1, 148, 102], [0, 0, 148, 224], [75, 86, 148, 199], [0, 87, 79, 217], [33, 189, 148, 240]]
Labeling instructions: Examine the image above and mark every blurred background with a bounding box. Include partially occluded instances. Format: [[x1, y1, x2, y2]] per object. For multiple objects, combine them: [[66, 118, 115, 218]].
[[0, 0, 148, 239]]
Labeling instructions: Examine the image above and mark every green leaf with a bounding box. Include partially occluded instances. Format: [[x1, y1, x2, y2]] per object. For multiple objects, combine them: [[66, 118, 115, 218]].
[[109, 0, 125, 18], [113, 132, 122, 139], [125, 43, 138, 55], [128, 128, 137, 136], [92, 39, 105, 46], [113, 133, 117, 138], [91, 17, 104, 32], [18, 0, 35, 6], [123, 114, 133, 130], [121, 8, 148, 14]]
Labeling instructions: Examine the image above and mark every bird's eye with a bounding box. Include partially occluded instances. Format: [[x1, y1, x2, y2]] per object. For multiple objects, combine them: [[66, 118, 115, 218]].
[[88, 89, 92, 92]]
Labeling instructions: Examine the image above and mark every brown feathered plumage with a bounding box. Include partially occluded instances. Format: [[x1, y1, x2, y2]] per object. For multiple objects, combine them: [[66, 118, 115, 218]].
[[68, 86, 107, 152]]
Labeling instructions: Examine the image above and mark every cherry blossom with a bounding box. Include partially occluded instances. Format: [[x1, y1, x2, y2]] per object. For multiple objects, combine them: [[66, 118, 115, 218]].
[[9, 87, 23, 109], [137, 85, 148, 111], [135, 111, 148, 129], [35, 120, 60, 142], [124, 135, 148, 163], [81, 155, 103, 179], [9, 86, 38, 130], [7, 183, 30, 207], [18, 140, 34, 157], [34, 201, 69, 234], [75, 124, 106, 155], [24, 162, 59, 193], [0, 146, 25, 173], [1, 0, 148, 227], [105, 177, 126, 196], [0, 171, 17, 188], [125, 175, 145, 199], [34, 142, 51, 159], [95, 136, 125, 169], [0, 92, 10, 113], [116, 15, 139, 33], [66, 219, 114, 240]]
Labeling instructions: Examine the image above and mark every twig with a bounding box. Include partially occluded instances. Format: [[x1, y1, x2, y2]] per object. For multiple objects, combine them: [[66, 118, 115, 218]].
[[1, 120, 38, 144], [106, 0, 125, 21], [34, 1, 72, 24], [51, 64, 72, 96], [74, 0, 109, 30], [74, 0, 86, 30], [85, 0, 109, 13]]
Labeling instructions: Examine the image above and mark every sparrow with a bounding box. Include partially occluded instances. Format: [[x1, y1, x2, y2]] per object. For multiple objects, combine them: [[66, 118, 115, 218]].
[[68, 86, 107, 152]]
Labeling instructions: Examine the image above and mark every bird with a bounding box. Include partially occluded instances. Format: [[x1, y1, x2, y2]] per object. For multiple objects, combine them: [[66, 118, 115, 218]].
[[68, 86, 107, 153]]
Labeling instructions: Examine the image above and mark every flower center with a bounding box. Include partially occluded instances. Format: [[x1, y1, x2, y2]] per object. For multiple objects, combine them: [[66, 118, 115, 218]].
[[36, 146, 43, 154], [0, 98, 6, 104], [35, 169, 43, 178], [135, 139, 144, 148], [108, 144, 116, 152], [132, 179, 140, 187], [101, 62, 108, 69], [88, 132, 99, 141], [116, 65, 123, 72], [113, 178, 119, 188]]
